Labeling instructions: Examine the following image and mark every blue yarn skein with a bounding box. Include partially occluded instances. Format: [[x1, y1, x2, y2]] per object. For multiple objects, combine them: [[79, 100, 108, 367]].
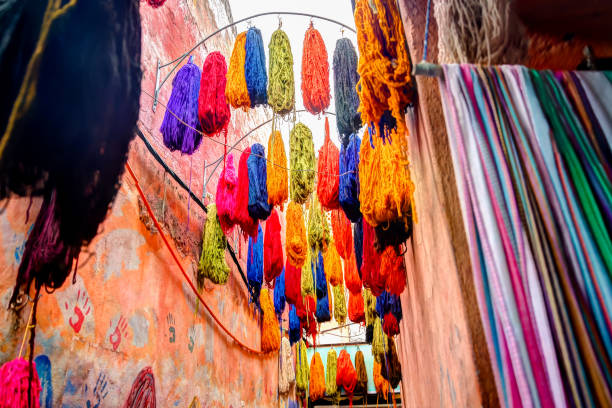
[[289, 304, 301, 345], [247, 143, 271, 220], [274, 267, 286, 317], [247, 224, 264, 300], [353, 219, 363, 274], [315, 288, 331, 323], [333, 38, 361, 144], [245, 27, 268, 107], [315, 249, 327, 299], [339, 133, 362, 223], [376, 291, 403, 322]]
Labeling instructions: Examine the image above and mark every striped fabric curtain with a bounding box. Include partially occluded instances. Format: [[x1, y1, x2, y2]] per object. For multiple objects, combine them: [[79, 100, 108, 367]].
[[439, 65, 612, 407]]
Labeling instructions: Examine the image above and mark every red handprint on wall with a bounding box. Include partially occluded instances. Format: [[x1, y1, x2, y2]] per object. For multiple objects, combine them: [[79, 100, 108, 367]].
[[64, 289, 91, 333], [109, 315, 129, 351]]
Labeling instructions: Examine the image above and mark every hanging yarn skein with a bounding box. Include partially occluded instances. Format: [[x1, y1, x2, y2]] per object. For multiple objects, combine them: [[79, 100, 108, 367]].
[[289, 123, 316, 204], [373, 361, 390, 402], [333, 283, 347, 324], [264, 209, 283, 284], [324, 242, 342, 286], [326, 349, 339, 401], [355, 350, 368, 396], [247, 225, 264, 301], [235, 147, 259, 238], [274, 267, 286, 317], [308, 197, 329, 252], [314, 250, 327, 299], [317, 117, 340, 210], [289, 304, 301, 344], [216, 154, 238, 234], [309, 352, 326, 402], [296, 340, 310, 397], [382, 337, 402, 388], [383, 245, 406, 295], [361, 220, 383, 296], [285, 260, 302, 306], [333, 38, 362, 144], [336, 349, 358, 407], [348, 289, 365, 323], [0, 358, 41, 408], [331, 209, 353, 260], [345, 251, 362, 294], [286, 202, 308, 267], [353, 220, 363, 272], [372, 316, 387, 362], [197, 204, 230, 287], [279, 337, 295, 394], [123, 367, 156, 408], [198, 51, 231, 136], [266, 130, 288, 210], [268, 28, 295, 115], [301, 23, 331, 115], [247, 143, 272, 221], [315, 283, 331, 323], [301, 249, 315, 296], [261, 288, 281, 353], [245, 27, 268, 107], [339, 133, 362, 223], [225, 31, 251, 110], [160, 59, 202, 154]]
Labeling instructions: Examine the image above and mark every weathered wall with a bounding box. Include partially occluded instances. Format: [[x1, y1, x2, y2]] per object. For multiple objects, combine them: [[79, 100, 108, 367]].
[[0, 1, 276, 407]]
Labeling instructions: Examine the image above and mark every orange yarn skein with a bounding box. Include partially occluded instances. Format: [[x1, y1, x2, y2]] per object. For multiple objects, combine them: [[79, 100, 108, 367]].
[[267, 130, 288, 209], [301, 23, 331, 115], [260, 288, 280, 353], [286, 202, 307, 267], [324, 242, 342, 286], [331, 209, 352, 260], [309, 352, 326, 402], [225, 31, 251, 110]]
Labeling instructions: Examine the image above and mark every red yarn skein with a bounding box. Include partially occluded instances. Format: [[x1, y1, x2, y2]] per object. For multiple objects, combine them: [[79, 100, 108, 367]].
[[384, 245, 407, 296], [264, 210, 283, 285], [344, 251, 362, 295], [317, 117, 339, 210], [336, 349, 358, 407], [383, 312, 400, 337], [348, 290, 365, 323], [331, 209, 352, 260], [361, 220, 383, 296], [285, 260, 302, 305], [198, 52, 231, 136]]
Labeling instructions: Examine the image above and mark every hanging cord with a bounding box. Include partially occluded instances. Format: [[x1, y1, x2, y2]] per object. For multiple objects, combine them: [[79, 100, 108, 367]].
[[423, 0, 432, 61], [18, 300, 35, 360], [411, 0, 444, 78]]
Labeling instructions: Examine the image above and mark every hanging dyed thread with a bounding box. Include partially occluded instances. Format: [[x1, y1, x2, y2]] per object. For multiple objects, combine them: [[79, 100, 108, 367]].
[[264, 209, 283, 284], [309, 352, 326, 401], [336, 349, 358, 407], [364, 288, 377, 342], [289, 123, 316, 204], [324, 241, 343, 286], [122, 367, 156, 408], [303, 295, 318, 341], [160, 59, 202, 154], [301, 249, 314, 296], [348, 289, 365, 323], [315, 283, 331, 323], [382, 337, 402, 388], [373, 361, 390, 402], [235, 147, 259, 237], [344, 251, 362, 294], [247, 225, 264, 300], [274, 267, 286, 317], [361, 220, 383, 296], [260, 288, 281, 353], [339, 133, 362, 223], [317, 117, 340, 210], [308, 197, 329, 252], [314, 249, 327, 299], [326, 349, 339, 401], [266, 130, 288, 210], [353, 220, 364, 272], [333, 283, 347, 325], [331, 209, 353, 260], [383, 245, 406, 295], [225, 31, 251, 110], [197, 204, 230, 287], [301, 23, 331, 115], [146, 0, 166, 7], [216, 154, 238, 234], [286, 202, 307, 267], [279, 337, 295, 394], [333, 38, 361, 144], [354, 350, 368, 397], [289, 304, 301, 345], [0, 358, 41, 408], [372, 316, 387, 362], [267, 29, 295, 115], [377, 291, 402, 337], [247, 143, 272, 221], [198, 51, 231, 136], [244, 27, 268, 107], [296, 340, 310, 397], [285, 260, 302, 306]]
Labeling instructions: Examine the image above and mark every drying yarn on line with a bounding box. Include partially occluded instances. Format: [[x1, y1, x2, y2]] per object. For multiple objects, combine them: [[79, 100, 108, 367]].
[[247, 225, 264, 301], [278, 337, 295, 394], [274, 267, 286, 316], [301, 24, 330, 115], [317, 117, 340, 210], [286, 202, 308, 267], [285, 260, 302, 306], [261, 288, 281, 353], [324, 242, 343, 286], [122, 367, 156, 408], [268, 29, 295, 115], [382, 337, 402, 388], [296, 340, 310, 397], [383, 245, 406, 295], [289, 123, 316, 204], [0, 358, 41, 408], [333, 38, 362, 144], [289, 304, 301, 345], [160, 59, 202, 154], [372, 317, 387, 362], [364, 288, 377, 326], [301, 249, 315, 296], [235, 147, 259, 237], [326, 349, 339, 401], [198, 51, 230, 136], [247, 143, 271, 221], [315, 250, 327, 299], [373, 361, 390, 402], [245, 27, 268, 107], [339, 133, 362, 223], [348, 289, 365, 323], [375, 210, 413, 250], [345, 251, 362, 294], [333, 283, 347, 325], [303, 295, 318, 341], [315, 283, 331, 323], [216, 154, 238, 234], [266, 130, 288, 210], [197, 204, 230, 286], [353, 220, 364, 272], [355, 350, 368, 396], [309, 352, 326, 402], [225, 31, 251, 110], [362, 220, 383, 296], [146, 0, 166, 7], [331, 209, 353, 260], [308, 197, 330, 252], [336, 349, 358, 407], [264, 209, 283, 284]]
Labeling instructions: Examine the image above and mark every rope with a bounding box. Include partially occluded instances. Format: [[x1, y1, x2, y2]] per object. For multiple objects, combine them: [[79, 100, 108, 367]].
[[423, 0, 432, 61]]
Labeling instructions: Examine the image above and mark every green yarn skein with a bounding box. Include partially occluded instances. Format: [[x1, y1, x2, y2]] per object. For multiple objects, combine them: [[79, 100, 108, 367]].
[[198, 204, 230, 286], [290, 122, 315, 204], [325, 348, 339, 400], [268, 28, 295, 115]]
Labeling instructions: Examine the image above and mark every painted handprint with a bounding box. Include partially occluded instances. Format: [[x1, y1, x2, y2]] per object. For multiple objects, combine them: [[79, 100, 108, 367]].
[[83, 372, 109, 408], [109, 315, 129, 351], [64, 289, 91, 333], [188, 326, 195, 353], [167, 313, 176, 344]]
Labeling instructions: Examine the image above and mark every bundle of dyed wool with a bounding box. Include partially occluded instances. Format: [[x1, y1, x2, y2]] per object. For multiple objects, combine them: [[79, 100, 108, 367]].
[[266, 130, 288, 209], [325, 349, 339, 400], [301, 24, 330, 115], [364, 289, 377, 342], [354, 350, 368, 396], [309, 352, 326, 401], [339, 133, 362, 223], [274, 268, 286, 317], [198, 51, 230, 136], [198, 204, 230, 286], [289, 123, 316, 204], [315, 284, 331, 323], [123, 367, 156, 408], [333, 284, 347, 324], [225, 32, 251, 110], [377, 291, 402, 337], [369, 247, 391, 297], [314, 250, 327, 299], [0, 0, 141, 305], [303, 295, 318, 341], [146, 0, 166, 7], [354, 0, 415, 140], [247, 143, 272, 221], [381, 337, 402, 388], [373, 361, 390, 402], [359, 129, 415, 233], [245, 27, 268, 107], [375, 209, 413, 250], [344, 252, 362, 294], [324, 242, 343, 286], [0, 358, 41, 408], [289, 305, 301, 344], [333, 38, 361, 143], [160, 59, 202, 154], [336, 349, 358, 407], [216, 154, 238, 234], [383, 313, 400, 337], [267, 29, 295, 115], [261, 288, 281, 353], [353, 220, 364, 271], [301, 249, 315, 296], [296, 340, 310, 396], [317, 117, 340, 210], [247, 225, 264, 300], [361, 220, 383, 295], [308, 197, 329, 252], [288, 400, 298, 408], [348, 289, 365, 323], [285, 260, 302, 306], [383, 246, 406, 295], [286, 201, 307, 266], [279, 337, 295, 394], [331, 209, 353, 260], [235, 147, 259, 237], [264, 210, 283, 284], [372, 317, 387, 362]]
